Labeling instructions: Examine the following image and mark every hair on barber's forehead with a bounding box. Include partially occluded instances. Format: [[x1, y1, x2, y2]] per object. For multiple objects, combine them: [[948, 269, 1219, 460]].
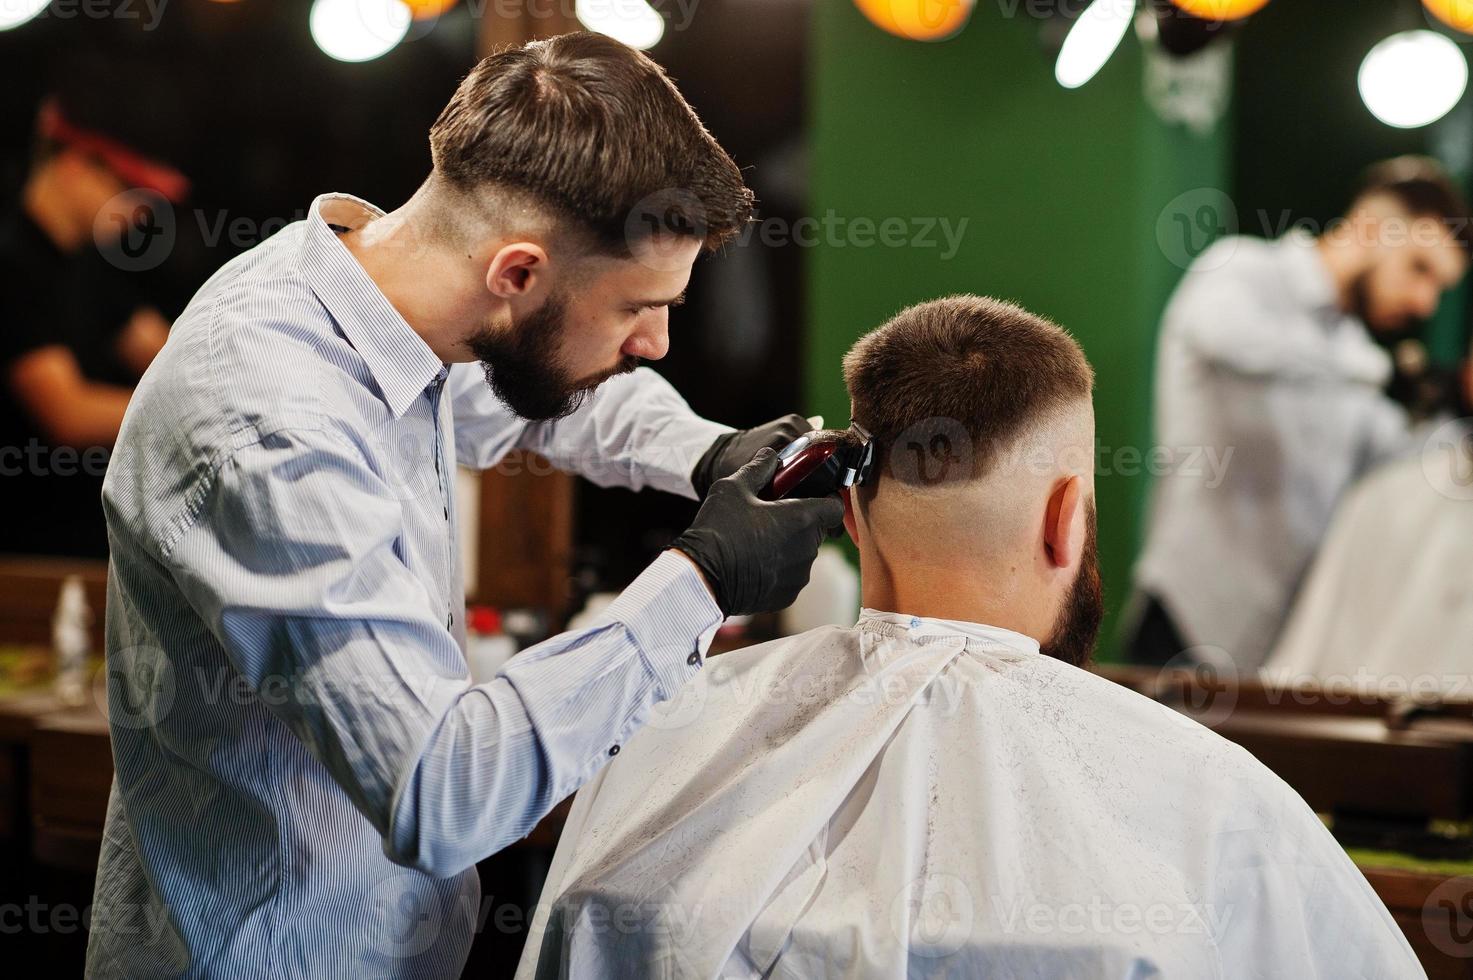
[[429, 31, 753, 256], [843, 295, 1094, 486]]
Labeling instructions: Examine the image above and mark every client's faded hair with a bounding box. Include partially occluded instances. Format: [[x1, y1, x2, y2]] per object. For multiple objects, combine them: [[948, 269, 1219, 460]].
[[842, 295, 1094, 487]]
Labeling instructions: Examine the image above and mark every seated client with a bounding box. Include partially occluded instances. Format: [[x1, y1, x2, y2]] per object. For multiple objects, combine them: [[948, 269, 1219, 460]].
[[517, 295, 1420, 979]]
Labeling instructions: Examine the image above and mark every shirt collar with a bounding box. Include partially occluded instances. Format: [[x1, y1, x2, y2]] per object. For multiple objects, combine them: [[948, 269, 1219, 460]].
[[856, 607, 1041, 656], [299, 193, 447, 417], [1277, 228, 1341, 317]]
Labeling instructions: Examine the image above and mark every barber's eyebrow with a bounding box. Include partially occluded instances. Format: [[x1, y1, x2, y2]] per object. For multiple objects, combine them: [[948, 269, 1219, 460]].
[[636, 289, 687, 308]]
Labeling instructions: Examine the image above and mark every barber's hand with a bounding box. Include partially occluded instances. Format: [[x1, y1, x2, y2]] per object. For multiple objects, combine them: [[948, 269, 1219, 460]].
[[690, 413, 813, 498], [671, 448, 845, 617]]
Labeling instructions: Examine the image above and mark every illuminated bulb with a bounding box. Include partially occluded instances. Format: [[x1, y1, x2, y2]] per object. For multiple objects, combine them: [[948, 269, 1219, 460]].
[[1358, 30, 1468, 129], [1169, 0, 1270, 21], [575, 0, 665, 51], [0, 0, 48, 30], [1056, 0, 1134, 90], [1425, 0, 1473, 35], [851, 0, 974, 42], [404, 0, 458, 16], [310, 0, 412, 63]]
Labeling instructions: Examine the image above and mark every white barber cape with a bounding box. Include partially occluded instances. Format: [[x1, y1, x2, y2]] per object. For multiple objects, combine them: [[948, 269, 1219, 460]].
[[1266, 446, 1473, 696], [518, 610, 1420, 979]]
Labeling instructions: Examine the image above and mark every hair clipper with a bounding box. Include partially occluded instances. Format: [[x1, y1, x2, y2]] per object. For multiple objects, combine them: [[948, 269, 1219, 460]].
[[760, 422, 876, 500]]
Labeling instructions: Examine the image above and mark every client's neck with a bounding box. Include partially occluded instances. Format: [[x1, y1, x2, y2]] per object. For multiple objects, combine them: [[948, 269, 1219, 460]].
[[858, 553, 1047, 642]]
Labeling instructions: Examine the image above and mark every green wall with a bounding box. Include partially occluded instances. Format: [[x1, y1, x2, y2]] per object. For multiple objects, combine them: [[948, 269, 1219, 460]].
[[806, 0, 1229, 659]]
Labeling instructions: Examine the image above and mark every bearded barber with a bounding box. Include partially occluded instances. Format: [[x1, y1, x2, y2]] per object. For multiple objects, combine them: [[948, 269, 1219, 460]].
[[87, 34, 840, 979]]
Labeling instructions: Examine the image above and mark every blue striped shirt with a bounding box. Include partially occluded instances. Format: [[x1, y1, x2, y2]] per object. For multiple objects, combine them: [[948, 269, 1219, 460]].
[[85, 194, 729, 978]]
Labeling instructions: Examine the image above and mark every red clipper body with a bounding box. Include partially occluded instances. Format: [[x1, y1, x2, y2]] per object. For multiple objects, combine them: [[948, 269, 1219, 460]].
[[760, 422, 876, 501]]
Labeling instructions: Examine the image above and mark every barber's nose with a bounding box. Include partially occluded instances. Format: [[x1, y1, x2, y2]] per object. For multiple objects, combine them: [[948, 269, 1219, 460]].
[[624, 312, 670, 361]]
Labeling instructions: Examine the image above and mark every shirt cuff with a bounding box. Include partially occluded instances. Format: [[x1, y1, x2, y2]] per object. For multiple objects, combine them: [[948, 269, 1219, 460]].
[[595, 550, 724, 701]]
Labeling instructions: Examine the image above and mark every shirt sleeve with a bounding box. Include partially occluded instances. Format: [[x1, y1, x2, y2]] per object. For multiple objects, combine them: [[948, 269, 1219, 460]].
[[1165, 250, 1389, 386], [167, 426, 723, 877], [448, 363, 733, 500]]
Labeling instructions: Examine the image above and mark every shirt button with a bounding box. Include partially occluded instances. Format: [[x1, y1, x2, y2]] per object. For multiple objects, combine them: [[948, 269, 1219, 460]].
[[910, 617, 921, 628], [687, 651, 700, 666], [608, 745, 620, 757]]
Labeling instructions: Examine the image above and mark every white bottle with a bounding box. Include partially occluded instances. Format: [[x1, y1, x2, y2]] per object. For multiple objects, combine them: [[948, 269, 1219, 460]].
[[53, 575, 92, 707], [781, 544, 860, 635]]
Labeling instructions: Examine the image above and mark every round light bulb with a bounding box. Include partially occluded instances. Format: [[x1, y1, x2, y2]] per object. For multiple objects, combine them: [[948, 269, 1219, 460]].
[[310, 0, 412, 64], [1358, 30, 1469, 129]]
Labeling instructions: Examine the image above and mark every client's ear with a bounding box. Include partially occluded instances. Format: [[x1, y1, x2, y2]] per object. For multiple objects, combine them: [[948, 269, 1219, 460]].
[[1043, 475, 1084, 570]]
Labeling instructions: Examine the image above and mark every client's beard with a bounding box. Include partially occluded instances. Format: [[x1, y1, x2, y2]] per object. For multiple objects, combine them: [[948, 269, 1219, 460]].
[[1040, 499, 1103, 668], [469, 291, 639, 422]]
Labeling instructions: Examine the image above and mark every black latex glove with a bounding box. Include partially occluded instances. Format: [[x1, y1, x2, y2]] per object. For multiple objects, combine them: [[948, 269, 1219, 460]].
[[671, 448, 845, 617], [690, 413, 813, 498]]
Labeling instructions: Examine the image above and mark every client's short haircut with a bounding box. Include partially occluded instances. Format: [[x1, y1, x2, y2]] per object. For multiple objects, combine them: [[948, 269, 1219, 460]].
[[843, 295, 1094, 487]]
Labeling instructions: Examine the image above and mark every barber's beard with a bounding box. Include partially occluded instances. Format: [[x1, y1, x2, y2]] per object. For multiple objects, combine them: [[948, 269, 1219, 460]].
[[469, 292, 639, 422], [1348, 270, 1421, 337], [1347, 270, 1375, 326], [1039, 499, 1103, 668]]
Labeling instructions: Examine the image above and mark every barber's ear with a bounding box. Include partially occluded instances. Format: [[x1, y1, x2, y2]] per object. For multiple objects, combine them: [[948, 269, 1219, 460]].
[[486, 242, 548, 299], [841, 486, 858, 543], [1043, 475, 1084, 570]]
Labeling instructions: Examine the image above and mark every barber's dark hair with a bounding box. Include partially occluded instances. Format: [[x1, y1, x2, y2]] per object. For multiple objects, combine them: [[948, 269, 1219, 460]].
[[429, 31, 753, 254], [1356, 155, 1473, 254], [843, 295, 1094, 487]]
